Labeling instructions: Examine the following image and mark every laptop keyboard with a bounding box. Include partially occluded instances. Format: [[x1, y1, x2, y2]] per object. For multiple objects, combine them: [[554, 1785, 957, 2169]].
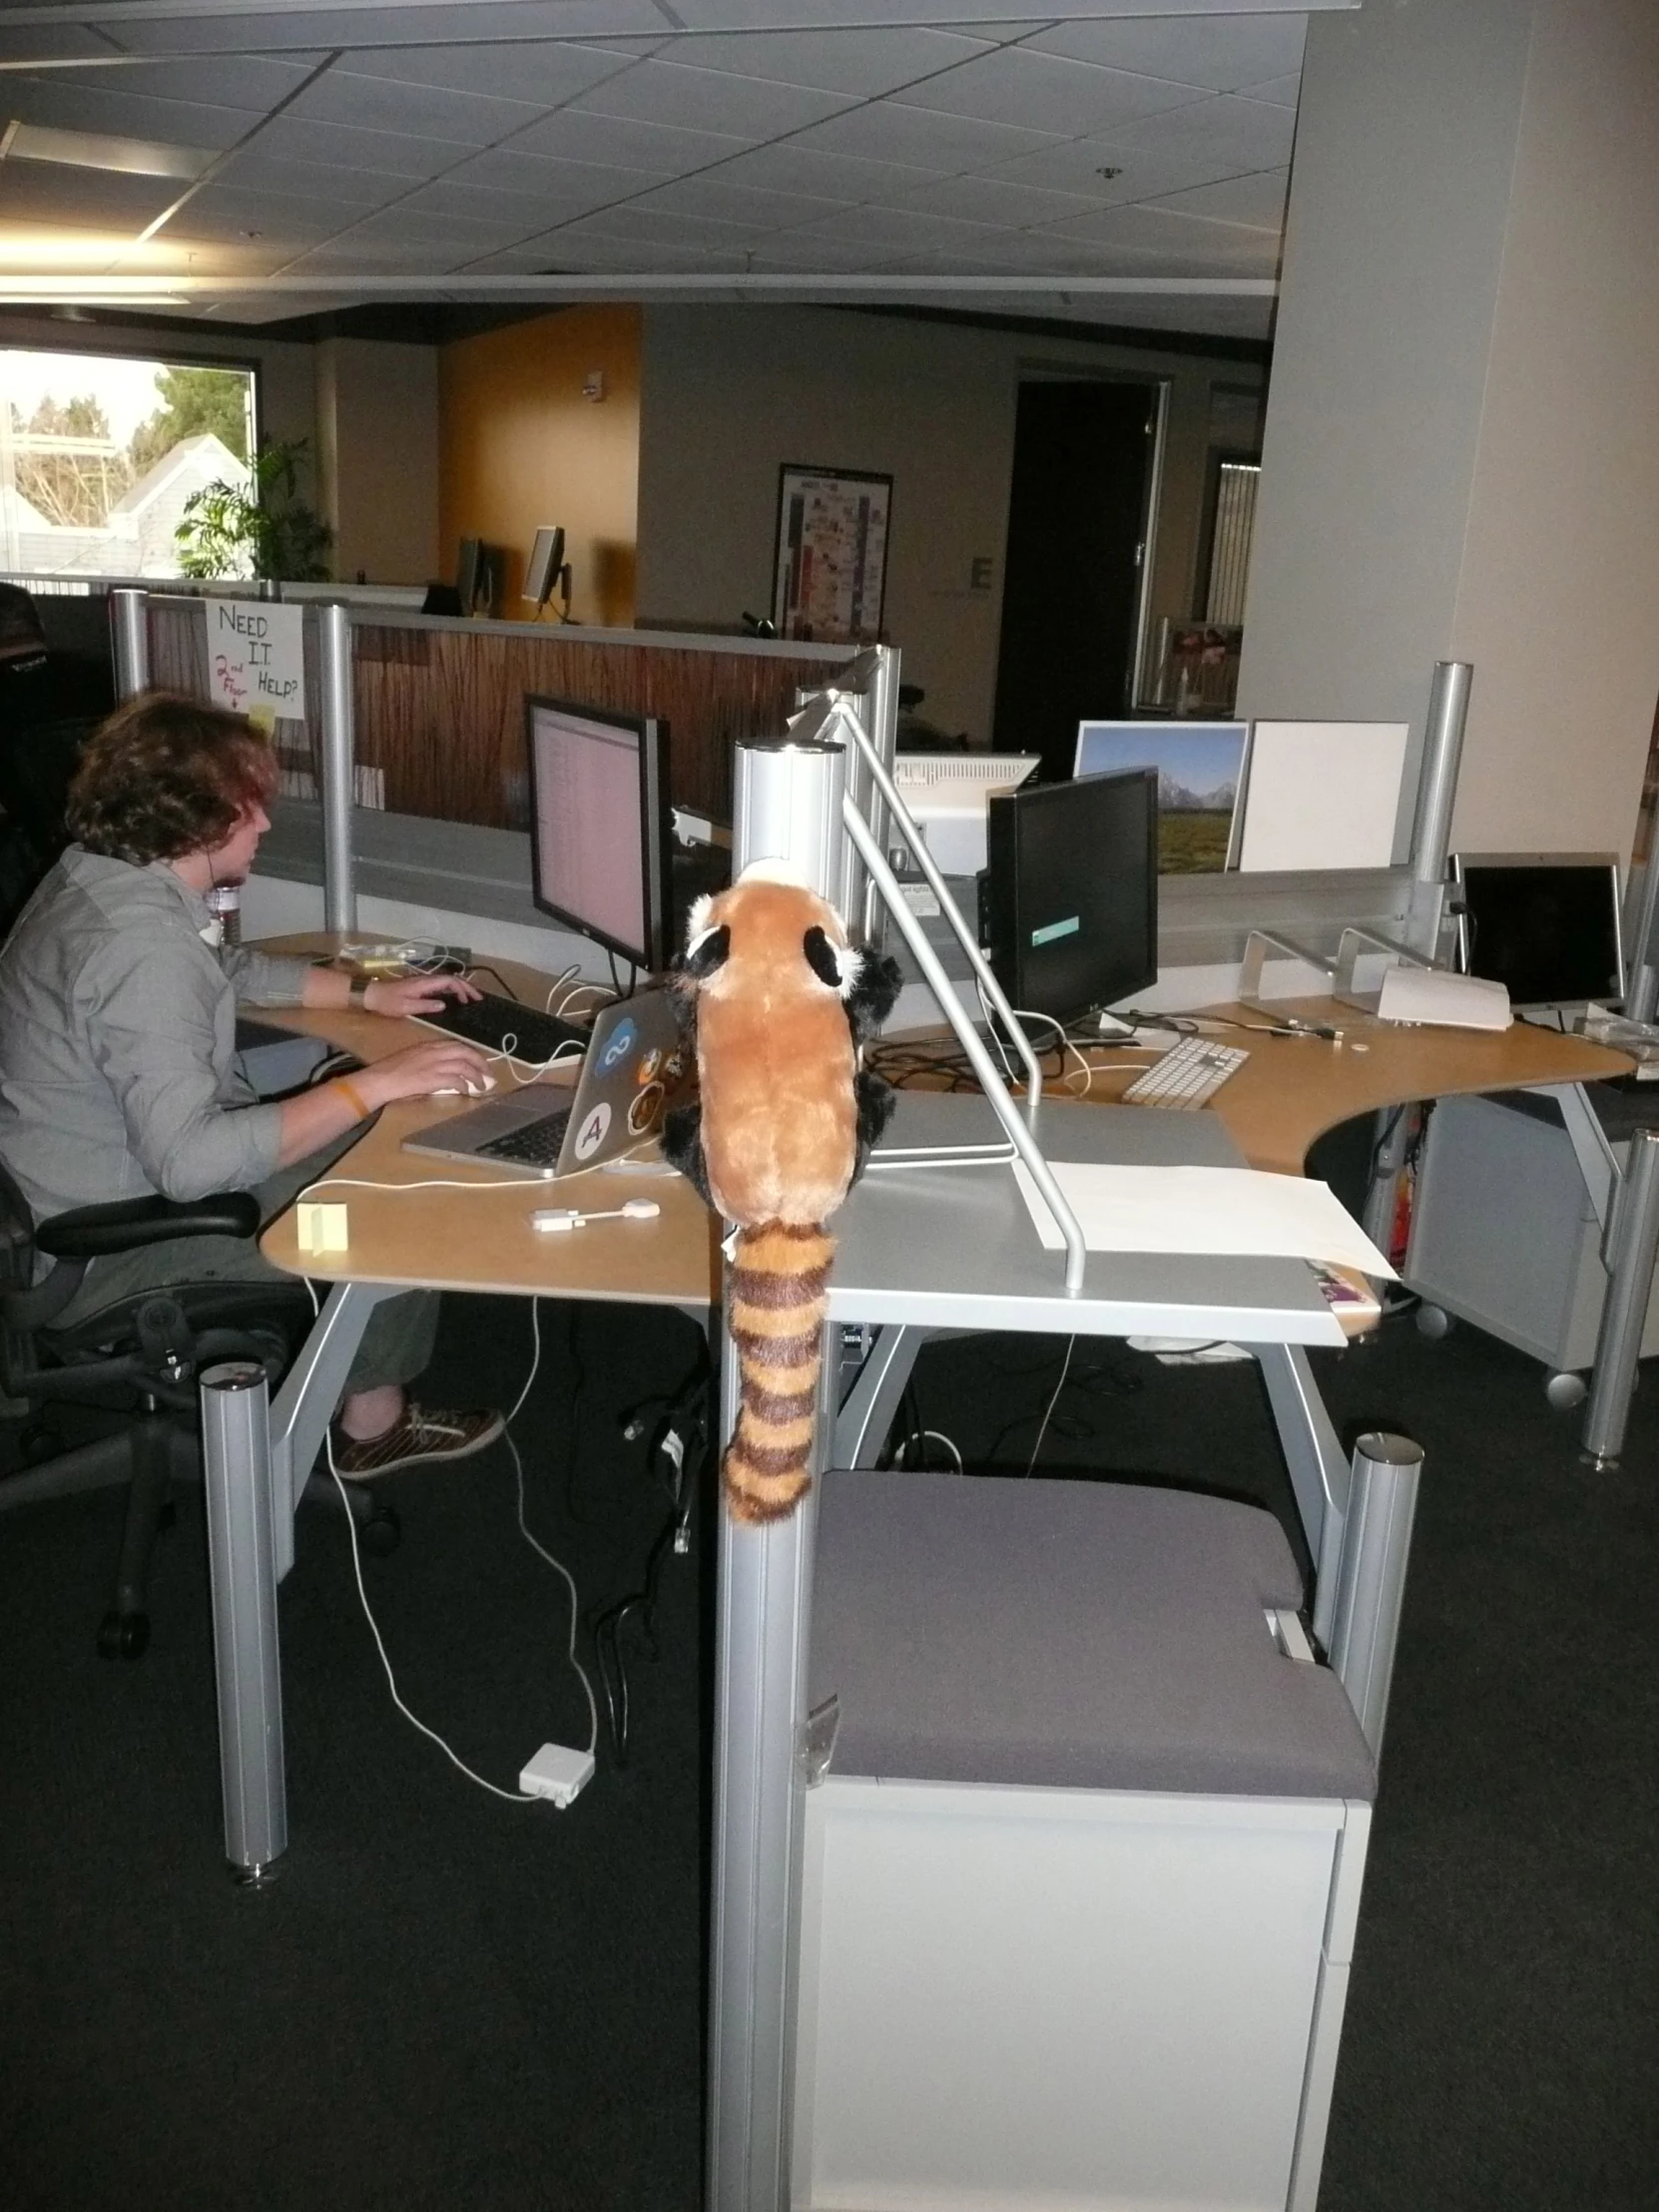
[[419, 990, 588, 1065], [476, 1106, 573, 1168]]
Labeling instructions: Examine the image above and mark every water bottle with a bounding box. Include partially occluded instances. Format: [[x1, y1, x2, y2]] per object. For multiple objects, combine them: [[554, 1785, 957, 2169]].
[[206, 881, 242, 946]]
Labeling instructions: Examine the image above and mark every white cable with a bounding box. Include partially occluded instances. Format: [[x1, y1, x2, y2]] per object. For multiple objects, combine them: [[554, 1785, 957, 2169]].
[[897, 1426, 963, 1474], [1025, 1337, 1076, 1475], [506, 1425, 599, 1760]]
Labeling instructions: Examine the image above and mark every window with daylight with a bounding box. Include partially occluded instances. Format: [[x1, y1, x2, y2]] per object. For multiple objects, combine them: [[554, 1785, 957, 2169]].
[[0, 347, 256, 581]]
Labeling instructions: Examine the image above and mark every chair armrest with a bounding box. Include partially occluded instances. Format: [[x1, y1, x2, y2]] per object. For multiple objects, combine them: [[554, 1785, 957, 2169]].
[[36, 1191, 262, 1259]]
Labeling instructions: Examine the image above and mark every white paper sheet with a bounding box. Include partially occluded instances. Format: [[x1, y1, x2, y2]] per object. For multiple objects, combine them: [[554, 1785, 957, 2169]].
[[1011, 1160, 1396, 1279]]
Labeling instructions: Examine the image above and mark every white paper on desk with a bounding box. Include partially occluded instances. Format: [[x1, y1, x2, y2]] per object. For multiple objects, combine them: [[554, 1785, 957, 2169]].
[[1011, 1160, 1396, 1280]]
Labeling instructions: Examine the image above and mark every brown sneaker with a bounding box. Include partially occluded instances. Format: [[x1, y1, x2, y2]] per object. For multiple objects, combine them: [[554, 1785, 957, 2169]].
[[332, 1403, 505, 1480]]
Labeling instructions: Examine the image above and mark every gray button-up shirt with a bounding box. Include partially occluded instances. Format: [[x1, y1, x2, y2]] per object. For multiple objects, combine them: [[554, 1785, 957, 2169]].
[[0, 845, 314, 1225]]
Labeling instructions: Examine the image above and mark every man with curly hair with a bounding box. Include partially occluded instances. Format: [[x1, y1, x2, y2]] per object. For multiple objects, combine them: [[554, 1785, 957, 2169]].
[[0, 693, 505, 1477]]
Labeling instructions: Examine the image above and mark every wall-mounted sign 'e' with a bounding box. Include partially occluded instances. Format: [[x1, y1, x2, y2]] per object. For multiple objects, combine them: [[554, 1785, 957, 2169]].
[[207, 600, 305, 719]]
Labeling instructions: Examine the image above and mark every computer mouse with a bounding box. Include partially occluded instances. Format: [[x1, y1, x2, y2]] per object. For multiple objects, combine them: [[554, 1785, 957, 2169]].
[[433, 1073, 496, 1097]]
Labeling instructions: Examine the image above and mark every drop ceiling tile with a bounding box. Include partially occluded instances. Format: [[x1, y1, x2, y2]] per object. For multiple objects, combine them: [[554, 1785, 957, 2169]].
[[789, 100, 1060, 177], [1, 77, 261, 154], [543, 203, 770, 252], [1238, 74, 1302, 109], [889, 171, 1112, 231], [250, 112, 475, 180], [1040, 201, 1283, 272], [443, 144, 672, 209], [1103, 92, 1297, 173], [0, 25, 118, 63], [1147, 167, 1288, 231], [210, 147, 410, 207], [7, 56, 326, 117], [332, 40, 636, 105], [331, 204, 541, 252], [789, 201, 1018, 256], [152, 234, 318, 278], [727, 229, 917, 271], [893, 46, 1211, 137], [508, 231, 725, 273], [655, 27, 996, 97], [625, 174, 847, 231], [701, 140, 938, 205], [287, 68, 546, 148], [106, 5, 673, 57], [165, 183, 349, 244], [500, 104, 747, 176], [982, 130, 1269, 207], [570, 57, 854, 139], [392, 175, 603, 228], [1020, 13, 1308, 94]]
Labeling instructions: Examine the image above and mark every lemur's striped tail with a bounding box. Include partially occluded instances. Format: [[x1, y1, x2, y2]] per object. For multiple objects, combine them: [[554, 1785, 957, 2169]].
[[724, 1220, 834, 1524]]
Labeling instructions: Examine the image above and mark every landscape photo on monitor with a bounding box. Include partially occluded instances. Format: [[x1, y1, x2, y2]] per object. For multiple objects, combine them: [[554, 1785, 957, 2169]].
[[1073, 722, 1250, 873]]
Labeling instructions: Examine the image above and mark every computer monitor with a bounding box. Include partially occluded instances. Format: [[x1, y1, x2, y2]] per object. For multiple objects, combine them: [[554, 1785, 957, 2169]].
[[1073, 720, 1248, 873], [983, 768, 1159, 1025], [455, 538, 503, 618], [1451, 852, 1625, 1009], [524, 526, 568, 617], [524, 695, 672, 971]]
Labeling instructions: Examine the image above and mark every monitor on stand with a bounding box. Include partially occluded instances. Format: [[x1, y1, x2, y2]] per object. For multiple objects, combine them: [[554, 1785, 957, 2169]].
[[1451, 852, 1625, 1010], [983, 768, 1159, 1027], [456, 538, 504, 618], [524, 526, 570, 621], [524, 694, 673, 972]]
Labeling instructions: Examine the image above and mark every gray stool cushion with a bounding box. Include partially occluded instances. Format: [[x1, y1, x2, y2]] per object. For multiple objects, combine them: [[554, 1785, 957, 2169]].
[[812, 1472, 1377, 1803]]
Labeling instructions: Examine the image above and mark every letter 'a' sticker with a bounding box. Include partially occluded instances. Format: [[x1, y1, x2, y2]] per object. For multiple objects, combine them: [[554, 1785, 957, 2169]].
[[574, 1101, 612, 1160], [601, 1018, 637, 1071]]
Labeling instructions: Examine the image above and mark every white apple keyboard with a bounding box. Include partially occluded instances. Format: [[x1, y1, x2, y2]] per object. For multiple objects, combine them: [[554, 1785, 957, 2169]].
[[1121, 1035, 1250, 1110]]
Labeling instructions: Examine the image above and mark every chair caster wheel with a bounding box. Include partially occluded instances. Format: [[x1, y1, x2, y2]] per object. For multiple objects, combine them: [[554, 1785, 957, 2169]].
[[1544, 1371, 1587, 1411], [1415, 1304, 1453, 1340], [19, 1421, 62, 1465], [358, 1505, 401, 1559], [98, 1610, 150, 1660]]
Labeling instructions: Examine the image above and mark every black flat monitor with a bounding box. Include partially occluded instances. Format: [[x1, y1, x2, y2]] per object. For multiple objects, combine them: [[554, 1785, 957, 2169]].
[[455, 537, 503, 617], [524, 695, 672, 971], [983, 768, 1159, 1025], [1451, 851, 1625, 1008]]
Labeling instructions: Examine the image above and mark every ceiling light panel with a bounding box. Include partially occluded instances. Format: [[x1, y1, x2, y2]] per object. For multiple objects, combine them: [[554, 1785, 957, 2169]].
[[2, 78, 254, 154], [2, 118, 214, 182]]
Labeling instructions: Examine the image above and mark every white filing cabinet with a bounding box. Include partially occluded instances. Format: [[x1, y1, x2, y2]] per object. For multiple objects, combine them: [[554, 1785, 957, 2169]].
[[792, 1471, 1377, 2212]]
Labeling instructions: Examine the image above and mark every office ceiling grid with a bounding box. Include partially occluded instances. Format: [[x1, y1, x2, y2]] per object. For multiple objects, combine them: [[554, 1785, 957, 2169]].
[[0, 3, 1352, 333]]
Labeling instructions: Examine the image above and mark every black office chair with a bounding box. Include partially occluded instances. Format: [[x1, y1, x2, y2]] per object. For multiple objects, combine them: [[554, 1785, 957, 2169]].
[[0, 1162, 397, 1658]]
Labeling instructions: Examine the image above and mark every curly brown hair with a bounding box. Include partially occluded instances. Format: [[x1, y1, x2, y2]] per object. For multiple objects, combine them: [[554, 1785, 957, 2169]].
[[66, 693, 277, 865]]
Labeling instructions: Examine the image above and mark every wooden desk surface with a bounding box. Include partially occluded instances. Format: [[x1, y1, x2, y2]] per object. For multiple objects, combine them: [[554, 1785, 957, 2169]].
[[249, 935, 720, 1309], [880, 996, 1633, 1178]]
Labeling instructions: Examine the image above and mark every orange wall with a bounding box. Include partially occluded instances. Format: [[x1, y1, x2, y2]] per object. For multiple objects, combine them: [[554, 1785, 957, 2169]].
[[438, 305, 640, 627]]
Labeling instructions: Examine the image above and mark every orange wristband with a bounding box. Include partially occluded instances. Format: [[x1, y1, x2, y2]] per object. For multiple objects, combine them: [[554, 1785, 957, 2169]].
[[334, 1075, 372, 1121]]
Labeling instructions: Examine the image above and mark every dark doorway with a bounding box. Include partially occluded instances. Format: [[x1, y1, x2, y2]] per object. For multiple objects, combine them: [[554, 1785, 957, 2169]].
[[991, 379, 1158, 781]]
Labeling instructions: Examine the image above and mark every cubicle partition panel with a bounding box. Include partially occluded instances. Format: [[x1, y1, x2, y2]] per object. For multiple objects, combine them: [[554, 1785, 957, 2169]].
[[347, 618, 849, 829], [146, 592, 323, 803]]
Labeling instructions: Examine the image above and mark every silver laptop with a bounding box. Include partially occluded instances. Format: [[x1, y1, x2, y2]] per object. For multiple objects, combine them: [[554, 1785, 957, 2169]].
[[402, 990, 685, 1178]]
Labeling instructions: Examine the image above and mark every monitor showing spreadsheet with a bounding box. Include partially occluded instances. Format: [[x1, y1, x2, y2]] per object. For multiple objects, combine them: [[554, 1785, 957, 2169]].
[[524, 695, 672, 970]]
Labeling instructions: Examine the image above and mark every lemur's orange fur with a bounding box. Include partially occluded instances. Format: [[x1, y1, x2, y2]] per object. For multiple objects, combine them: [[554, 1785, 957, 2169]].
[[667, 866, 897, 1524]]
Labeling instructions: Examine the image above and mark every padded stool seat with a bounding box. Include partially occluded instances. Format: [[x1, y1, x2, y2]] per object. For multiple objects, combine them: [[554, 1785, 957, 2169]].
[[813, 1470, 1376, 1802]]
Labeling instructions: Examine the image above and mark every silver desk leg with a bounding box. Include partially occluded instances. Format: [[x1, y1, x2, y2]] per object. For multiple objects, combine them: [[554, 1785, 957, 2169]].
[[832, 1322, 926, 1469], [1326, 1433, 1422, 1761], [1583, 1125, 1659, 1468], [202, 1361, 285, 1885], [1254, 1343, 1351, 1651], [708, 1328, 830, 2212], [201, 1281, 384, 1881]]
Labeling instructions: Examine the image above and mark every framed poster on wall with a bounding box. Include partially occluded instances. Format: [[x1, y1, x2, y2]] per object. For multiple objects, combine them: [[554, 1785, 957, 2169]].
[[771, 464, 892, 644]]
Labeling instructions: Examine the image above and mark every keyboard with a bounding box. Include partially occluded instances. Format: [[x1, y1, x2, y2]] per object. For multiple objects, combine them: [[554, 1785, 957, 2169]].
[[476, 1106, 573, 1168], [416, 990, 588, 1065], [1121, 1035, 1249, 1110]]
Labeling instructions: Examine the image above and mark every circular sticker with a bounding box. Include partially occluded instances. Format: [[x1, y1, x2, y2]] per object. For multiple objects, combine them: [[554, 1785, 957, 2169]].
[[636, 1046, 663, 1085], [600, 1018, 637, 1072], [663, 1049, 686, 1085], [628, 1081, 665, 1135], [572, 1100, 613, 1161]]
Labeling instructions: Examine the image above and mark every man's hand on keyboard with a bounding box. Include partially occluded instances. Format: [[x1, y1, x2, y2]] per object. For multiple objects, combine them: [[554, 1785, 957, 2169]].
[[361, 971, 483, 1019]]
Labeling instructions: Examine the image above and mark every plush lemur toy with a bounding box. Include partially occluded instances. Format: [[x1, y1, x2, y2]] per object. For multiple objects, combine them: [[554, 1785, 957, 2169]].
[[663, 861, 903, 1524]]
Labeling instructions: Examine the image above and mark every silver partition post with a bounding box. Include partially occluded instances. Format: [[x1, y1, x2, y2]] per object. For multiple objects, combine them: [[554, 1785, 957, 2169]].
[[1583, 1125, 1659, 1467], [201, 1360, 287, 1883], [1623, 843, 1659, 1026], [1406, 660, 1472, 955], [109, 587, 150, 699], [734, 736, 846, 896], [1326, 1431, 1422, 1760], [316, 599, 357, 934]]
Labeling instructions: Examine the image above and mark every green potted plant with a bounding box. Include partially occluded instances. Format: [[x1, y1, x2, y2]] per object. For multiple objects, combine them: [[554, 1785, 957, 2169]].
[[176, 436, 332, 581]]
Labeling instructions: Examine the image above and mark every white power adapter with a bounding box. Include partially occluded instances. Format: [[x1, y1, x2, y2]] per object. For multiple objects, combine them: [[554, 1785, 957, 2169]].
[[519, 1742, 595, 1808]]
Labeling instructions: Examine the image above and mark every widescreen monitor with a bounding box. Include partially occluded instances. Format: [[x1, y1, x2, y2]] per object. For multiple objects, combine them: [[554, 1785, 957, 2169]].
[[525, 695, 672, 972], [1073, 720, 1248, 872], [983, 768, 1159, 1025], [1451, 852, 1624, 1009]]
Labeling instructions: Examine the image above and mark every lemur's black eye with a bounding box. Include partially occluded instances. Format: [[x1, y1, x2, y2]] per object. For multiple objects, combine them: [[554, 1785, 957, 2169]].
[[684, 923, 731, 978], [803, 926, 842, 990]]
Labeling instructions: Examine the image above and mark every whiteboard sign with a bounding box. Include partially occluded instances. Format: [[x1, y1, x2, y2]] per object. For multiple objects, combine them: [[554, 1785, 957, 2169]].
[[1238, 721, 1411, 871], [207, 599, 305, 718]]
